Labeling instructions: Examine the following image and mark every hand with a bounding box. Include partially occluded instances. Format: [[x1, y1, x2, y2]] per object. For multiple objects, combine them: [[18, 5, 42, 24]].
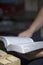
[[18, 30, 33, 37], [36, 51, 43, 58]]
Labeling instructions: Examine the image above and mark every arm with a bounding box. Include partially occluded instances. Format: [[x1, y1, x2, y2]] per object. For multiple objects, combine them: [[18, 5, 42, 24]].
[[29, 6, 43, 35], [20, 49, 43, 60], [18, 7, 43, 60], [30, 50, 43, 60], [18, 7, 43, 37]]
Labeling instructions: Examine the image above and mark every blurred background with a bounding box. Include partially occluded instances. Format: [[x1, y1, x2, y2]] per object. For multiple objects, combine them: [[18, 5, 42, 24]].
[[0, 1, 43, 65], [0, 0, 43, 41]]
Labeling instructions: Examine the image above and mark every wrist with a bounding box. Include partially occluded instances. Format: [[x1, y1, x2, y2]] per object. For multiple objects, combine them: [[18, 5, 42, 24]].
[[27, 26, 35, 36]]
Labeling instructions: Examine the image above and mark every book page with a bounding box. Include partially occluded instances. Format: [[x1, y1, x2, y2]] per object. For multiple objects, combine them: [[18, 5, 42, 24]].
[[0, 36, 43, 53], [0, 36, 33, 47]]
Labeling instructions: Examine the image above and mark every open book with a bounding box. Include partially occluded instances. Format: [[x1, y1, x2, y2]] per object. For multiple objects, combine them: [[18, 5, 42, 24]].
[[0, 36, 43, 54]]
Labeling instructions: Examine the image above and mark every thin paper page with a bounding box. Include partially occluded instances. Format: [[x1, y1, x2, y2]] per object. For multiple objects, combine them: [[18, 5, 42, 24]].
[[0, 36, 33, 47], [0, 36, 43, 54]]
